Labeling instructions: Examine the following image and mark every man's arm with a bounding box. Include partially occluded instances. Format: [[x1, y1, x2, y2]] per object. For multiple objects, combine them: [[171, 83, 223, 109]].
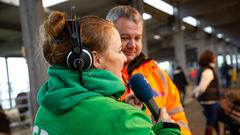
[[159, 69, 192, 135]]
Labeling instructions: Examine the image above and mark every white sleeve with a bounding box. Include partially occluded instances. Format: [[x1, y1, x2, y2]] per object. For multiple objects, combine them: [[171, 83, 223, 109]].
[[193, 69, 214, 97]]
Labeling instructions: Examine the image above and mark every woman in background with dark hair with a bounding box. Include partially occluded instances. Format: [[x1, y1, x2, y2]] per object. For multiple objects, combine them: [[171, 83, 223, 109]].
[[192, 50, 220, 135]]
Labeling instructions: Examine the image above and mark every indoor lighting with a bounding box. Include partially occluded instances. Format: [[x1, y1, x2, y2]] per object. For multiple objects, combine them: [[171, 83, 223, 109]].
[[182, 16, 198, 27], [181, 25, 186, 30], [153, 35, 161, 40], [142, 13, 152, 20], [42, 0, 68, 7], [0, 0, 68, 7], [225, 38, 230, 42], [217, 33, 223, 39], [143, 0, 174, 15], [204, 26, 213, 34], [0, 0, 19, 6]]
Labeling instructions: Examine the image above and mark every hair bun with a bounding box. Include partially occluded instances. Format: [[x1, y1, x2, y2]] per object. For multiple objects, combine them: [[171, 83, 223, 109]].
[[45, 11, 67, 39]]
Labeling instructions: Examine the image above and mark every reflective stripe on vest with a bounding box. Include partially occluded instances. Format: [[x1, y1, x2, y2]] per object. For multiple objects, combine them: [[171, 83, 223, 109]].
[[176, 120, 190, 131], [157, 68, 169, 97], [168, 105, 184, 116]]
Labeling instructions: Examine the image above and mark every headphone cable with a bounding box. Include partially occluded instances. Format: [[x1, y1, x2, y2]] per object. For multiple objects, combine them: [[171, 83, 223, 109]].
[[78, 67, 84, 87]]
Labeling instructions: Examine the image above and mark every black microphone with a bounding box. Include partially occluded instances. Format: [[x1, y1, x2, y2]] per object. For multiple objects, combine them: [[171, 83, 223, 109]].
[[129, 73, 160, 121]]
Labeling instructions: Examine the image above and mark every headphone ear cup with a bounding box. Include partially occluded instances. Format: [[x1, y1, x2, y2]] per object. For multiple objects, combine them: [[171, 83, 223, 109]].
[[80, 47, 93, 71], [65, 47, 93, 71]]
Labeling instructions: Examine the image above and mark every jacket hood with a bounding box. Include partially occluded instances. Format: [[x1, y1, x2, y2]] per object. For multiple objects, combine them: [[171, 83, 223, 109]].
[[37, 65, 125, 114]]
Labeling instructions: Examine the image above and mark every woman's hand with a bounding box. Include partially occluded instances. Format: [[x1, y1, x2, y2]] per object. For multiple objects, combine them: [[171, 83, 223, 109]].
[[125, 93, 143, 110], [191, 86, 200, 98], [152, 107, 175, 124]]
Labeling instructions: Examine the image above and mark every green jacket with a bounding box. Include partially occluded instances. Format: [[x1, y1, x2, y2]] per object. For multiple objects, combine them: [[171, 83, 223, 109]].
[[33, 65, 181, 135]]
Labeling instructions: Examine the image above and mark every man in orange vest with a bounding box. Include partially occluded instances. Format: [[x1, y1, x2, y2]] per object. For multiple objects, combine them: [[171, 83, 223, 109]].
[[106, 5, 192, 135]]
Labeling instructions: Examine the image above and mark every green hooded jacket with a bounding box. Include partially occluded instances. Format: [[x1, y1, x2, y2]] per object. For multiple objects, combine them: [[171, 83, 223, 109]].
[[33, 65, 181, 135]]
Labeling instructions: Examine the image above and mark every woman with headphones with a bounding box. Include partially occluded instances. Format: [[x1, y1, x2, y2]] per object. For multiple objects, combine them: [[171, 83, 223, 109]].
[[33, 10, 180, 135]]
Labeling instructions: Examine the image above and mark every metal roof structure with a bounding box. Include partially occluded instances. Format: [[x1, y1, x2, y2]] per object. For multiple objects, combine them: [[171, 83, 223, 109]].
[[0, 0, 239, 59]]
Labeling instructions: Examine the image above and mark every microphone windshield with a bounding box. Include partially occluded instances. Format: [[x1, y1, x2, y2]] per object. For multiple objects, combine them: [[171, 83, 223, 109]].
[[129, 73, 153, 102]]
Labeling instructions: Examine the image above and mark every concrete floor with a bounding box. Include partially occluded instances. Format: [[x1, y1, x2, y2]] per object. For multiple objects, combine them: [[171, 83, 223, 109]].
[[184, 87, 206, 135], [12, 126, 31, 135]]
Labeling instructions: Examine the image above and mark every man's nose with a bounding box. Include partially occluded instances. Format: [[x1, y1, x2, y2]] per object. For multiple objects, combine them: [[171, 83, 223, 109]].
[[127, 39, 135, 48]]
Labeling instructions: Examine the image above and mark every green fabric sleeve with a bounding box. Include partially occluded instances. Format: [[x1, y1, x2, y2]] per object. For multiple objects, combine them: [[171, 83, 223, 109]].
[[152, 122, 181, 135], [116, 109, 155, 135], [116, 109, 181, 135]]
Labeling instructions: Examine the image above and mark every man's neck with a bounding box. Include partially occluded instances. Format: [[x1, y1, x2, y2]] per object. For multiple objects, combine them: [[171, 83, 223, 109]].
[[124, 63, 129, 69]]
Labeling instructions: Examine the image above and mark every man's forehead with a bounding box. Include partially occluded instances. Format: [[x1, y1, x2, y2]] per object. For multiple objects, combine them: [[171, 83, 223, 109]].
[[120, 33, 142, 37], [115, 17, 143, 26]]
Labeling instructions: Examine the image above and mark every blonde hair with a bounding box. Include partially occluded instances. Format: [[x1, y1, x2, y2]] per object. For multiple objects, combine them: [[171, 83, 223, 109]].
[[40, 11, 115, 65]]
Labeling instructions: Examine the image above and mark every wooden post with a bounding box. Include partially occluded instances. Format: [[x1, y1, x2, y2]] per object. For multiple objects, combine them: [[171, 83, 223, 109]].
[[19, 0, 48, 125]]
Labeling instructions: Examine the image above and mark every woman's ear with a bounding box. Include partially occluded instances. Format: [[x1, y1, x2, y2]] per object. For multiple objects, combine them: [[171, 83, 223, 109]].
[[92, 51, 102, 69]]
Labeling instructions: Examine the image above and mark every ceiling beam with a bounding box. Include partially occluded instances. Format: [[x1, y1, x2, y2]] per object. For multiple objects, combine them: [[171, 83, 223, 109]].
[[0, 40, 22, 57], [0, 21, 21, 31], [199, 5, 240, 27], [0, 1, 12, 9], [215, 21, 240, 31], [179, 0, 238, 18], [144, 3, 170, 24]]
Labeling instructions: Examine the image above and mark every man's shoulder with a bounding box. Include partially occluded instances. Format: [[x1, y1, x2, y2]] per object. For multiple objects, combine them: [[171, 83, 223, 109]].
[[138, 59, 158, 68], [136, 60, 170, 77]]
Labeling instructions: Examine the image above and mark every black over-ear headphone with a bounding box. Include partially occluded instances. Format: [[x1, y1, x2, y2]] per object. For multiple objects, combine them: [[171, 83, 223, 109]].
[[66, 7, 93, 71]]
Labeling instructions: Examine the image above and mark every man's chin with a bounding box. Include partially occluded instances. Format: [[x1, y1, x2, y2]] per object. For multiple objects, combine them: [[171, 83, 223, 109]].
[[125, 57, 135, 65], [127, 56, 136, 62]]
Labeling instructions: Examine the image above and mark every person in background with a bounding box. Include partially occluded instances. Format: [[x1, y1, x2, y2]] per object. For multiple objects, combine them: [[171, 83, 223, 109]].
[[220, 62, 231, 88], [230, 67, 238, 88], [0, 105, 11, 135], [192, 50, 220, 135], [173, 66, 189, 106], [15, 92, 28, 122], [106, 5, 191, 135], [189, 67, 197, 83], [33, 11, 181, 135]]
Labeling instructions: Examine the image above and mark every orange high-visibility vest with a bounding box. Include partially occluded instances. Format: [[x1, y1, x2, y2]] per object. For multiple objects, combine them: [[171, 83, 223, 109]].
[[121, 60, 192, 135]]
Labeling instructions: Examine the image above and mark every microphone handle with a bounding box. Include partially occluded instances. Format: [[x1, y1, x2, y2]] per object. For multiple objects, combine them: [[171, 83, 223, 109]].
[[145, 99, 160, 121]]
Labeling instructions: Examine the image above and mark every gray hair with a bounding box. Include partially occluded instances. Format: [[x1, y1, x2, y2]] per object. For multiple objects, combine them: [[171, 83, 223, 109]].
[[106, 5, 143, 24]]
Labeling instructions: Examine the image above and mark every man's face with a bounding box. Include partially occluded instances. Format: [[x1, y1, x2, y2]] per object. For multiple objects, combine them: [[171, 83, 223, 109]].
[[114, 17, 143, 65]]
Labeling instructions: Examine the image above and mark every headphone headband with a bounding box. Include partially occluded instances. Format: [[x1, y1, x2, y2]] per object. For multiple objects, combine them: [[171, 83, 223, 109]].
[[67, 7, 82, 54], [65, 6, 93, 73]]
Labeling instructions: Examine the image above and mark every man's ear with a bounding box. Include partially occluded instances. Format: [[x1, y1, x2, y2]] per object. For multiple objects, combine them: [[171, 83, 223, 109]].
[[92, 51, 102, 69]]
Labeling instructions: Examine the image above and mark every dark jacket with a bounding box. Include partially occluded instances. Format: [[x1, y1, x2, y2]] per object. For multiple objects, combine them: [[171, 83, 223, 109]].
[[197, 66, 220, 101], [173, 70, 188, 93]]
